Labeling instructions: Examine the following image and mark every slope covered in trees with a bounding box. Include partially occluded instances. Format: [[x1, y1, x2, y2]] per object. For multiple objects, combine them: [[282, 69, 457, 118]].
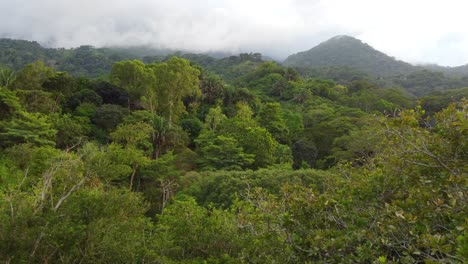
[[284, 35, 416, 77], [422, 63, 468, 76], [0, 53, 467, 263], [0, 39, 174, 77], [284, 36, 468, 96]]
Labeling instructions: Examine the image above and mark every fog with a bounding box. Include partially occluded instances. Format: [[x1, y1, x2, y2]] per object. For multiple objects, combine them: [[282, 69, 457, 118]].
[[1, 0, 468, 66]]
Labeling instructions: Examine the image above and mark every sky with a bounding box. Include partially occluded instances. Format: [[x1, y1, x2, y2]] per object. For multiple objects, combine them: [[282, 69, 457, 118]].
[[1, 0, 468, 66]]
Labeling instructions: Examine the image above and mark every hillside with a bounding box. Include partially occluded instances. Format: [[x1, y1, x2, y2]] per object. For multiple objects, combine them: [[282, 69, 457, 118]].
[[284, 36, 468, 95], [284, 35, 416, 77], [422, 63, 468, 76], [283, 35, 468, 78], [0, 39, 174, 77]]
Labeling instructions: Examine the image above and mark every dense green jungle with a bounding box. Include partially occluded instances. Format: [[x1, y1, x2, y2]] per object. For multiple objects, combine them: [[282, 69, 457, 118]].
[[0, 41, 467, 263]]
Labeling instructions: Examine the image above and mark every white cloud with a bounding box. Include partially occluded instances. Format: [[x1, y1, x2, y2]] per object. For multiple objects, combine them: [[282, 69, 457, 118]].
[[0, 0, 467, 66]]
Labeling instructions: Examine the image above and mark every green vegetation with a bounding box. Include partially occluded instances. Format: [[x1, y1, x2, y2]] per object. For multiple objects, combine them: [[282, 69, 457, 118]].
[[0, 48, 467, 263]]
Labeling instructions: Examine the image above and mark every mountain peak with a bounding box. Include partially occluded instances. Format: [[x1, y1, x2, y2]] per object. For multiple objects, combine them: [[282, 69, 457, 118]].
[[319, 35, 373, 49], [326, 35, 359, 42]]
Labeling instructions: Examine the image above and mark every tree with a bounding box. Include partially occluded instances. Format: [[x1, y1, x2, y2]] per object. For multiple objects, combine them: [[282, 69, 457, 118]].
[[51, 113, 91, 149], [200, 72, 226, 104], [93, 104, 129, 132], [110, 60, 152, 108], [301, 104, 364, 167], [0, 87, 22, 120], [180, 117, 203, 145], [42, 71, 77, 99], [141, 152, 182, 213], [258, 102, 289, 144], [148, 57, 201, 125], [9, 61, 54, 91], [15, 89, 58, 113], [212, 103, 279, 168], [382, 102, 467, 178], [155, 196, 240, 261], [4, 62, 62, 113], [110, 122, 155, 189], [292, 139, 318, 169], [93, 81, 129, 106], [0, 147, 156, 263], [0, 67, 16, 87], [196, 132, 254, 170], [111, 122, 154, 153], [203, 105, 227, 131], [122, 110, 188, 159], [0, 111, 56, 147]]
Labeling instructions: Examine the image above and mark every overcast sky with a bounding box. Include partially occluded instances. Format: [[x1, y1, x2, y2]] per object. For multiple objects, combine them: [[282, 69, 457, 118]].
[[1, 0, 467, 66]]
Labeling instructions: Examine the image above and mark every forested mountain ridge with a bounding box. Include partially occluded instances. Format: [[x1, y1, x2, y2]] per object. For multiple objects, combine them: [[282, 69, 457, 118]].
[[2, 37, 468, 96], [4, 36, 468, 79]]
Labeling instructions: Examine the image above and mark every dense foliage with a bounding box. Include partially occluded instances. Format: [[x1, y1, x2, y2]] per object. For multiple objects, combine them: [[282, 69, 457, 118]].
[[0, 51, 466, 263]]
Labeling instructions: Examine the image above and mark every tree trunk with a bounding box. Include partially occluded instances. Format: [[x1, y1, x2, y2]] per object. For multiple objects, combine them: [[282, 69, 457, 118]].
[[129, 164, 138, 190]]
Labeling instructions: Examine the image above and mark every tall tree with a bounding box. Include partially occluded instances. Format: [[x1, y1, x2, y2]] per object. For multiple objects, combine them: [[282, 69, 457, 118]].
[[258, 102, 289, 144], [148, 57, 201, 125], [9, 61, 54, 91], [0, 111, 57, 147], [0, 87, 21, 120], [110, 60, 152, 109], [0, 67, 16, 87]]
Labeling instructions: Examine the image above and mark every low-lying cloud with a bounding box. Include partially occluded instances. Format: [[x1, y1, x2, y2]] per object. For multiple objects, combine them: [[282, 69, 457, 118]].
[[1, 0, 468, 66]]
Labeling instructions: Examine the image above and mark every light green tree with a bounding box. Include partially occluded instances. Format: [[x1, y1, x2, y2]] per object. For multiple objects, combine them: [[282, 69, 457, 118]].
[[9, 61, 54, 91], [196, 132, 254, 170], [110, 60, 152, 108], [148, 57, 201, 125], [258, 102, 289, 144], [0, 111, 56, 147]]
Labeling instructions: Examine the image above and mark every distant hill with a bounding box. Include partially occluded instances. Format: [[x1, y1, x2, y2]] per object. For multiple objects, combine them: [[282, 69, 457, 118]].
[[283, 35, 416, 77], [421, 63, 468, 76], [0, 39, 176, 77], [450, 64, 468, 75], [0, 39, 60, 69]]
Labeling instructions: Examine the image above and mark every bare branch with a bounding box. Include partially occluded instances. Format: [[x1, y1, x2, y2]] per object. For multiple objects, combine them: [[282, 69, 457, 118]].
[[53, 177, 85, 212]]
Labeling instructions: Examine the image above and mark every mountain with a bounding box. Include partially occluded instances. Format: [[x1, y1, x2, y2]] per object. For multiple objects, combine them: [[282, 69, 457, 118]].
[[284, 35, 468, 96], [283, 35, 417, 77]]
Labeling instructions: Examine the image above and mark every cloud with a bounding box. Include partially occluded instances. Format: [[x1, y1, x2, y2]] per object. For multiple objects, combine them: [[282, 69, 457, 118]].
[[1, 0, 467, 66]]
